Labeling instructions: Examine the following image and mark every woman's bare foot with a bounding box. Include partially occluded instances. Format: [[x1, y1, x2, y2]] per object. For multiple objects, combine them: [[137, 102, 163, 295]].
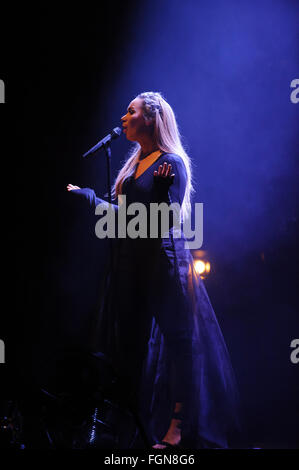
[[152, 402, 182, 449], [152, 418, 182, 448]]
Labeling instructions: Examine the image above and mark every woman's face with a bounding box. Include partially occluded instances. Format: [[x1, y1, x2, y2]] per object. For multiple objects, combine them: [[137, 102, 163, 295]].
[[121, 97, 152, 142]]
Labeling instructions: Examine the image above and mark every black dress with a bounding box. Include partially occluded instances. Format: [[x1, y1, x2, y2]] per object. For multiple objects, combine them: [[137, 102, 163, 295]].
[[73, 152, 240, 448]]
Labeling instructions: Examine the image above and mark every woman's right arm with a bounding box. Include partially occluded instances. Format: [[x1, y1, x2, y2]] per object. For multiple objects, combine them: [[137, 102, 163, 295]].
[[67, 184, 118, 212]]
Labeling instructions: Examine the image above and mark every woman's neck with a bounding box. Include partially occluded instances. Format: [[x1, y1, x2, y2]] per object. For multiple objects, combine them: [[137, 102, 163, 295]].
[[138, 137, 159, 158], [139, 145, 159, 160]]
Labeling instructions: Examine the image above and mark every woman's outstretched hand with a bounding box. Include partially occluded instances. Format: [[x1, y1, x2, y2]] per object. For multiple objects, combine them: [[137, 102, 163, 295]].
[[154, 162, 175, 185], [67, 183, 81, 191]]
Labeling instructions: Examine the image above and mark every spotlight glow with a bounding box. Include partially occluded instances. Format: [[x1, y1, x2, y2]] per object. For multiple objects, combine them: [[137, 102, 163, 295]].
[[194, 260, 206, 275]]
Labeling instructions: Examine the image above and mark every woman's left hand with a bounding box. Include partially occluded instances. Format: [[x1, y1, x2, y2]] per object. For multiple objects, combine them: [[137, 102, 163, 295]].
[[154, 162, 175, 186]]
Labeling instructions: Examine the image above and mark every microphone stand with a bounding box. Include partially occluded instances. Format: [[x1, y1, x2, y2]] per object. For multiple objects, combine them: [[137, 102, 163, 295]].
[[103, 141, 114, 270], [82, 127, 121, 269], [86, 139, 116, 353], [83, 138, 151, 448]]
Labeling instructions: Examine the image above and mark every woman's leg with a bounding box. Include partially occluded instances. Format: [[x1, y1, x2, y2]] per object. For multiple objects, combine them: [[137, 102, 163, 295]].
[[153, 287, 194, 446]]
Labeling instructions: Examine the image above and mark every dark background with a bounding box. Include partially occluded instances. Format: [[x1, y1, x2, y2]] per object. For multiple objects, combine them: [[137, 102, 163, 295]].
[[1, 0, 298, 448]]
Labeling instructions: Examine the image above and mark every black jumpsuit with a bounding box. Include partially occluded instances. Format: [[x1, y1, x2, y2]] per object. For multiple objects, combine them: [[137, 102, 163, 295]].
[[73, 152, 240, 448]]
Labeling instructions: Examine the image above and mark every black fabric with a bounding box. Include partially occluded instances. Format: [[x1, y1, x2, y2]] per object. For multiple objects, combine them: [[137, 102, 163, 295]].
[[72, 152, 241, 448]]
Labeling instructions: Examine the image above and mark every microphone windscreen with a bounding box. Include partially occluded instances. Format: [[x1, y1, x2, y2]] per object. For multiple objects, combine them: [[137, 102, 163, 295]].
[[111, 127, 122, 139]]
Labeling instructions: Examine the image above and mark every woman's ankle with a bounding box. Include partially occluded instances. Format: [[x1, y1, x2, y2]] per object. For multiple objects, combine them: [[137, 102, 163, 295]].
[[172, 401, 184, 421]]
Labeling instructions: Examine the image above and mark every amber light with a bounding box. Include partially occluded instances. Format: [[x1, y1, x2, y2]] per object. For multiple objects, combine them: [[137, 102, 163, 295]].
[[192, 250, 211, 279]]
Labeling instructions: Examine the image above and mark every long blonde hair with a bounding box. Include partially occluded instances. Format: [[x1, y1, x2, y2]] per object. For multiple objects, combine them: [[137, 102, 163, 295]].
[[113, 91, 193, 222]]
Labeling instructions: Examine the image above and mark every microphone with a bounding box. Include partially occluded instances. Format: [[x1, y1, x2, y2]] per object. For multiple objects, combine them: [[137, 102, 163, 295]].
[[82, 127, 121, 158]]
